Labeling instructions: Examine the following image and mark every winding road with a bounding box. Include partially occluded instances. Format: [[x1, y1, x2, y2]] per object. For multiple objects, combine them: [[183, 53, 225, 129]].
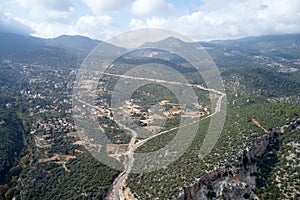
[[93, 72, 227, 200], [75, 70, 226, 199]]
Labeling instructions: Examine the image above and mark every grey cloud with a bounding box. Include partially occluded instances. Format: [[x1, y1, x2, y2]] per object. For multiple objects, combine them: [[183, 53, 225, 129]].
[[17, 0, 74, 12], [0, 15, 34, 35], [41, 0, 74, 11], [82, 0, 132, 14]]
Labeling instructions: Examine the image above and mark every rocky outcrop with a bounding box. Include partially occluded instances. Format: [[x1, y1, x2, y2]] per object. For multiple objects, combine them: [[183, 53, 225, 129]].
[[177, 118, 300, 200]]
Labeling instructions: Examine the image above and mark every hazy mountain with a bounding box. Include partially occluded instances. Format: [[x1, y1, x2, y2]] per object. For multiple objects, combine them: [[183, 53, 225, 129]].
[[210, 34, 300, 48], [0, 32, 101, 54], [0, 32, 44, 57], [47, 35, 100, 53], [1, 32, 300, 67], [1, 32, 300, 59], [205, 34, 300, 58], [0, 32, 101, 66]]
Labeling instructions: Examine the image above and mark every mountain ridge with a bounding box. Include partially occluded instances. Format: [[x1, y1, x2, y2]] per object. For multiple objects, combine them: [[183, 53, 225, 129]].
[[1, 31, 300, 55]]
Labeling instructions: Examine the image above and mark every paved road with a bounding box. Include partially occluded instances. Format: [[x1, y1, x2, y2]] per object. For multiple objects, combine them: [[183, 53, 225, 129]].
[[101, 72, 226, 200], [75, 70, 226, 199]]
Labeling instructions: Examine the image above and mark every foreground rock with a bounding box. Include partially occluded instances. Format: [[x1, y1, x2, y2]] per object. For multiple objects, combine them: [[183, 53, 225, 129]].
[[177, 119, 300, 200]]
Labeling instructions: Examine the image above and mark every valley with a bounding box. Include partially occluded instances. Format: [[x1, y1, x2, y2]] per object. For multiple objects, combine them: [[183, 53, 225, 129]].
[[0, 33, 299, 200]]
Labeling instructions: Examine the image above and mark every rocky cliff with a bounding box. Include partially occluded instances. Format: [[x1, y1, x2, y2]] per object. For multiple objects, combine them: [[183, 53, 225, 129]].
[[177, 118, 300, 200]]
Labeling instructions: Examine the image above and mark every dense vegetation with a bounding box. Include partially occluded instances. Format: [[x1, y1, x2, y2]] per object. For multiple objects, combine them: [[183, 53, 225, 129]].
[[0, 33, 299, 199], [19, 150, 119, 200], [0, 65, 26, 200], [0, 110, 23, 182], [125, 43, 300, 198], [127, 101, 300, 199]]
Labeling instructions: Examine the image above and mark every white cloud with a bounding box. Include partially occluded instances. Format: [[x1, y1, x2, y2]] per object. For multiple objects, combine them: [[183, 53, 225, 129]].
[[131, 0, 175, 16], [3, 0, 300, 40], [129, 18, 146, 28], [129, 0, 300, 40], [77, 15, 112, 27], [11, 0, 117, 39], [15, 0, 75, 23], [75, 15, 113, 38], [17, 14, 113, 39], [129, 17, 176, 29]]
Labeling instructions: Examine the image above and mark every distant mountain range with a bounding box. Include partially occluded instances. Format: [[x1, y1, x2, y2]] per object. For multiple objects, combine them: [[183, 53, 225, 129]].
[[201, 34, 300, 59], [0, 31, 299, 65], [0, 32, 99, 56]]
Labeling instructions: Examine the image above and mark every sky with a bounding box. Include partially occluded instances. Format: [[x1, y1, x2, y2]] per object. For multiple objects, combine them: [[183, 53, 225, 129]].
[[1, 0, 300, 41]]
